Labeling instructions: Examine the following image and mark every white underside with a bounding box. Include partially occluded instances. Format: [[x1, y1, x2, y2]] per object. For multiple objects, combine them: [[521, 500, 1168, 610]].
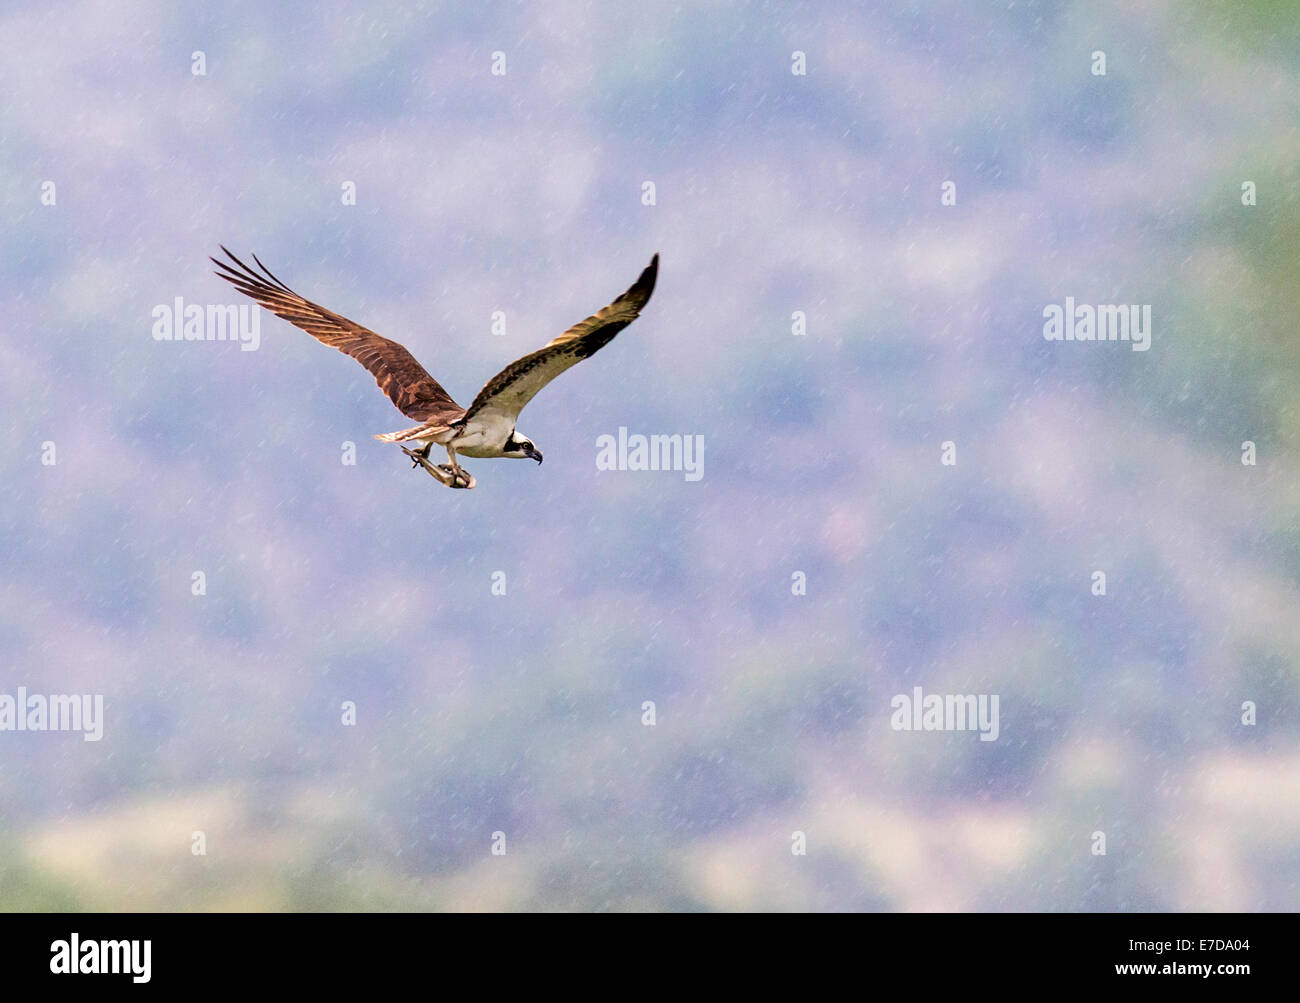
[[420, 409, 518, 458]]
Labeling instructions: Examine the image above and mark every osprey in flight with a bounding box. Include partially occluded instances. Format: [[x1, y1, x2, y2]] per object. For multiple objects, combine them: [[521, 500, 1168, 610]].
[[212, 248, 659, 489]]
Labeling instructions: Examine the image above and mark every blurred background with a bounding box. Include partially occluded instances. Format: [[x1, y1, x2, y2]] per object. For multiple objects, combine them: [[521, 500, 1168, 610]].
[[1, 0, 1298, 911]]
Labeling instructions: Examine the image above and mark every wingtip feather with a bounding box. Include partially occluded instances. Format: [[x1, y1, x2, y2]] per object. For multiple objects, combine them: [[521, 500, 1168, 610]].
[[637, 252, 659, 300]]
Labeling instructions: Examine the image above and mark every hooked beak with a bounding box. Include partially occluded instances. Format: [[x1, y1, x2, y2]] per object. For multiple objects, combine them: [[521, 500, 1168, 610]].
[[529, 446, 543, 464]]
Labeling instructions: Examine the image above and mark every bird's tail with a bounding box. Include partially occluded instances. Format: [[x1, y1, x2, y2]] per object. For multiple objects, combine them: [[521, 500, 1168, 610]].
[[374, 423, 435, 443]]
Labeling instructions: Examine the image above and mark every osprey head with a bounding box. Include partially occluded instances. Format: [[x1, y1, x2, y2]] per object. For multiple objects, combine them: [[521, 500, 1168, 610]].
[[504, 430, 543, 463]]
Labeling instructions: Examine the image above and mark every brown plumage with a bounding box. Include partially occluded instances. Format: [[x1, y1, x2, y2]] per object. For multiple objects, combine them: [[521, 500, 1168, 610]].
[[210, 246, 465, 425], [463, 253, 658, 422], [211, 247, 658, 429]]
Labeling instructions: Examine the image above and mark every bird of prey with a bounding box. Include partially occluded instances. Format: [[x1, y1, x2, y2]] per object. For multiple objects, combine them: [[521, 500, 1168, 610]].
[[212, 248, 658, 489]]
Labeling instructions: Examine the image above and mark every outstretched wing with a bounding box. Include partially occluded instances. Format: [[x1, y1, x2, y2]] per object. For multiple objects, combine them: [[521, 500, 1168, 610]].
[[211, 247, 465, 424], [463, 253, 659, 425]]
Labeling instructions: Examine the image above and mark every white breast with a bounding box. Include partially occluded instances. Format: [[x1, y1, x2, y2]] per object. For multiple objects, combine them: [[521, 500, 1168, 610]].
[[450, 409, 515, 457]]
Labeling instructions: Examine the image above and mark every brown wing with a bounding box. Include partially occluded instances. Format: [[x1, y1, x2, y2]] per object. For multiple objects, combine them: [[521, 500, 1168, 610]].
[[211, 247, 465, 423], [463, 253, 658, 425]]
